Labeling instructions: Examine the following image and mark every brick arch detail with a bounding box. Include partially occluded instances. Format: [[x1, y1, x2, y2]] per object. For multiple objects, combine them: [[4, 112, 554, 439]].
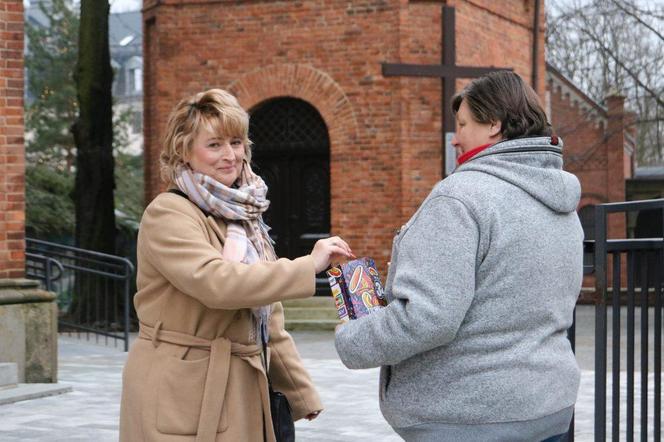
[[227, 64, 358, 236], [226, 64, 359, 147]]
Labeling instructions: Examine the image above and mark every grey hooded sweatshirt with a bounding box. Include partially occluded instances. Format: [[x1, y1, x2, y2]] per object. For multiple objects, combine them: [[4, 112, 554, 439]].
[[335, 136, 583, 441]]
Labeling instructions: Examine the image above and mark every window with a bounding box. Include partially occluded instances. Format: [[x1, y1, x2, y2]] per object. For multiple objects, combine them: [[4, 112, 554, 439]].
[[128, 68, 142, 94], [133, 68, 142, 93], [124, 57, 143, 95]]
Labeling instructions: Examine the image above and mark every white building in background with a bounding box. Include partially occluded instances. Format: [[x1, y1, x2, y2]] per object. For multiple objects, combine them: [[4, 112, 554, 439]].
[[25, 2, 143, 155], [109, 10, 143, 155]]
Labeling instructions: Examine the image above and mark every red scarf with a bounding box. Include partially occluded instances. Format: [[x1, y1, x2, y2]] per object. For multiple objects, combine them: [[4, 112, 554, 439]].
[[457, 143, 492, 166]]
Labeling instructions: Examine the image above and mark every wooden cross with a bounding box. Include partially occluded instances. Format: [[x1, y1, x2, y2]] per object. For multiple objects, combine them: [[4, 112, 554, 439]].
[[382, 5, 512, 176]]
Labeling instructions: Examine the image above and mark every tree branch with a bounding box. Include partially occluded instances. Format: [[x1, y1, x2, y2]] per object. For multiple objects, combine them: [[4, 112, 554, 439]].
[[608, 0, 664, 43], [575, 13, 664, 109]]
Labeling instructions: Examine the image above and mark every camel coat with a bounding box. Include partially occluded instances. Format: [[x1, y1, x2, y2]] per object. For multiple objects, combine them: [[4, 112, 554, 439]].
[[119, 192, 323, 442]]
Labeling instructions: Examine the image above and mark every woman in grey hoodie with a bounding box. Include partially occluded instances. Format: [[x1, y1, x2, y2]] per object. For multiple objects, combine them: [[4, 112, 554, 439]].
[[334, 71, 583, 442]]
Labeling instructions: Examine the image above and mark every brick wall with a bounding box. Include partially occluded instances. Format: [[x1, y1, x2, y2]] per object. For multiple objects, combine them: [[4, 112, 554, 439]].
[[548, 69, 630, 240], [548, 67, 634, 291], [605, 94, 627, 240], [0, 1, 25, 279], [549, 75, 608, 209], [143, 0, 544, 272]]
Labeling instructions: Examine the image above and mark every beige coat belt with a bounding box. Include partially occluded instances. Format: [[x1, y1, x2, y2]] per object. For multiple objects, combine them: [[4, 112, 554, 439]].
[[139, 321, 274, 442]]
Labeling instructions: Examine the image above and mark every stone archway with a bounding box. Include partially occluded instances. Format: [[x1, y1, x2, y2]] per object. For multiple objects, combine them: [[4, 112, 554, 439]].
[[249, 97, 330, 261], [227, 64, 358, 141], [227, 64, 358, 237]]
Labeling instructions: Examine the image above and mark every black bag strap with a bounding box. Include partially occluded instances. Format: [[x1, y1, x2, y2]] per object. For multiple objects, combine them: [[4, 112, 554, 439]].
[[167, 188, 188, 199], [260, 325, 274, 390], [167, 188, 212, 218]]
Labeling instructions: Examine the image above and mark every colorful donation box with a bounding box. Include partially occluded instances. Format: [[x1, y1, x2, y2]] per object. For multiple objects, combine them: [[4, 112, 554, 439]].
[[326, 257, 387, 321]]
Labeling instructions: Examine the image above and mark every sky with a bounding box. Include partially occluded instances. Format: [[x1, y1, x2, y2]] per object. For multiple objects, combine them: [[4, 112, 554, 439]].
[[109, 0, 141, 13], [23, 0, 142, 13]]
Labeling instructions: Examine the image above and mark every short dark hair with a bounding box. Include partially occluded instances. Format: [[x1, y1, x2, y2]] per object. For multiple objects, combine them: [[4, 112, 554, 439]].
[[451, 71, 553, 139]]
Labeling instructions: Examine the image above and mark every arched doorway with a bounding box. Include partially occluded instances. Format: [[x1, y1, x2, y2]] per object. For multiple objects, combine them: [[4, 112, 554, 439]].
[[249, 97, 331, 261]]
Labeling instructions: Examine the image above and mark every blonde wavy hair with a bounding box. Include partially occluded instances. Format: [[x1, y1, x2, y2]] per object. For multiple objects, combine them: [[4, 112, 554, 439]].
[[160, 88, 252, 184]]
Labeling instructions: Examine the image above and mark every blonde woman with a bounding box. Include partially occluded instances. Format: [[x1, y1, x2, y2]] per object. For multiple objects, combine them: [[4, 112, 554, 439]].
[[120, 89, 352, 441]]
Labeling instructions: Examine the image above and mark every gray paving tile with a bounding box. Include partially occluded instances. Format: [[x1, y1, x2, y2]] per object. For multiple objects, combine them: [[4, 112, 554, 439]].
[[0, 306, 661, 441]]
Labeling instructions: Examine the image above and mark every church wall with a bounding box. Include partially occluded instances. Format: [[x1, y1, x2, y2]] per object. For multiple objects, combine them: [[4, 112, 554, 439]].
[[143, 0, 545, 272], [549, 72, 636, 291], [396, 0, 545, 217], [549, 81, 609, 208], [549, 77, 631, 241]]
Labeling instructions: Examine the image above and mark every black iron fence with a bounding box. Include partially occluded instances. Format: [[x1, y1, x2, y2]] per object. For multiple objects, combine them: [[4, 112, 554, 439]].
[[585, 198, 664, 442], [25, 238, 135, 351], [25, 252, 64, 290]]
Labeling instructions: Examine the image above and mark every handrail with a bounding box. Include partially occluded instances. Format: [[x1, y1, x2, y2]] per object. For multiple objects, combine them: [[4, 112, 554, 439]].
[[599, 197, 664, 213], [24, 238, 135, 351], [26, 238, 135, 276], [25, 253, 64, 291]]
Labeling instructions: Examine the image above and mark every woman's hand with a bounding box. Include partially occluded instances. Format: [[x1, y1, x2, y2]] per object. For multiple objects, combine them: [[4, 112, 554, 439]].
[[310, 236, 355, 273]]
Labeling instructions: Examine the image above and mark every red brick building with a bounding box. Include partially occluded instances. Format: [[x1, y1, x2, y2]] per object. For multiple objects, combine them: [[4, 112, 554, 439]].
[[142, 0, 546, 272], [547, 64, 637, 290], [0, 0, 25, 279], [547, 63, 636, 242]]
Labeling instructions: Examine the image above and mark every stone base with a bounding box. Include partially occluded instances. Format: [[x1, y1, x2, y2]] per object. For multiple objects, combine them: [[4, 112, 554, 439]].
[[0, 279, 58, 383], [0, 383, 72, 406], [0, 362, 18, 388]]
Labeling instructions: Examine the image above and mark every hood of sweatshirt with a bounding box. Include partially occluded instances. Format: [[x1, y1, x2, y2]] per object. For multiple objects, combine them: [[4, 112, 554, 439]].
[[455, 136, 580, 213]]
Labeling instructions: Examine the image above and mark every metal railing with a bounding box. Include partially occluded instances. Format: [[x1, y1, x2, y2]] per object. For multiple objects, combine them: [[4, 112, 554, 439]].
[[25, 252, 64, 290], [25, 238, 135, 351], [591, 198, 664, 441]]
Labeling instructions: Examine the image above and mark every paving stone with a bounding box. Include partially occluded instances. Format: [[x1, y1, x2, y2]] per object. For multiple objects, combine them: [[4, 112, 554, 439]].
[[0, 305, 661, 441]]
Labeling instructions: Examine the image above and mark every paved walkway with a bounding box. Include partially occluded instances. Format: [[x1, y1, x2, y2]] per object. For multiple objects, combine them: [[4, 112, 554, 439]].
[[0, 305, 660, 441]]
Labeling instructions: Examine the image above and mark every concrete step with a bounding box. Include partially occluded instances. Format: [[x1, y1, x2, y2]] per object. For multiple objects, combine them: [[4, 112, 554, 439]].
[[282, 297, 335, 308], [0, 363, 18, 389], [0, 383, 72, 405], [283, 297, 339, 331], [284, 319, 339, 331], [284, 307, 338, 321]]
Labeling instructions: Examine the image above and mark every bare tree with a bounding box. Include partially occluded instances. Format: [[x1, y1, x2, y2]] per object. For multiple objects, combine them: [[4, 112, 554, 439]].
[[547, 0, 664, 165]]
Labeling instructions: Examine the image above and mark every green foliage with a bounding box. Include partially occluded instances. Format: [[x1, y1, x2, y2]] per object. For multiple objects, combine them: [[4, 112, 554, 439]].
[[115, 149, 144, 231], [25, 164, 75, 238], [24, 0, 144, 238], [25, 0, 79, 170]]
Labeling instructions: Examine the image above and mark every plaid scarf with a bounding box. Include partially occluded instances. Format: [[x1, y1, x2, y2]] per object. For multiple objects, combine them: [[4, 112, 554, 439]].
[[175, 161, 277, 344], [223, 223, 271, 343], [174, 161, 277, 262]]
